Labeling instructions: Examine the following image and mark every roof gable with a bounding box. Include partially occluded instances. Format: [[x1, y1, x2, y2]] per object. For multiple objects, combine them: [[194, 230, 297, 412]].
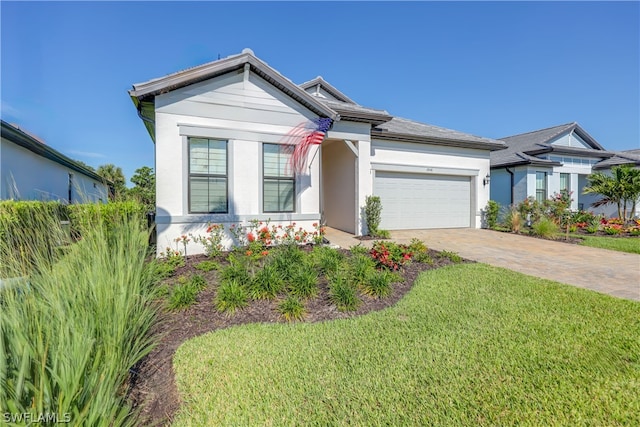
[[299, 76, 356, 104], [129, 49, 338, 121]]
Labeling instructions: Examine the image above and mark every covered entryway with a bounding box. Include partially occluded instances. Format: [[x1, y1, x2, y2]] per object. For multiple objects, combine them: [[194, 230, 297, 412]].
[[321, 139, 357, 234], [374, 171, 472, 229]]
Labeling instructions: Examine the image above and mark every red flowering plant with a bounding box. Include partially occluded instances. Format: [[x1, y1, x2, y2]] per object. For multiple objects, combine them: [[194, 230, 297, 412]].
[[311, 222, 326, 245], [191, 223, 225, 257], [370, 241, 412, 271], [174, 234, 191, 259]]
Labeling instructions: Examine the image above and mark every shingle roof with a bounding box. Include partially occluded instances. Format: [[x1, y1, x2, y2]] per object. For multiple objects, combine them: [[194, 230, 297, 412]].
[[492, 122, 610, 168], [372, 117, 506, 150], [316, 99, 392, 125], [592, 150, 640, 170]]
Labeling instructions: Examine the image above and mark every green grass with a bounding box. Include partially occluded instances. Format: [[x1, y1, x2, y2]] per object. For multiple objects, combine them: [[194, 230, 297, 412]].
[[173, 264, 639, 426], [574, 235, 640, 254]]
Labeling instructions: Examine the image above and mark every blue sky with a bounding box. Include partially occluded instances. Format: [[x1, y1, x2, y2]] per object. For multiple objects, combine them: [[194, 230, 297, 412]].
[[2, 1, 639, 184]]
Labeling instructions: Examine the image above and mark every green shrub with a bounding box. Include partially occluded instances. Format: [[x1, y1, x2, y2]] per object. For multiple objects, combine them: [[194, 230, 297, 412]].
[[288, 265, 319, 299], [220, 255, 252, 286], [585, 224, 600, 234], [269, 244, 304, 280], [312, 246, 345, 277], [485, 200, 500, 229], [278, 296, 306, 322], [329, 274, 360, 311], [531, 217, 560, 238], [0, 211, 157, 425], [439, 250, 462, 263], [349, 244, 369, 256], [349, 254, 376, 286], [408, 238, 432, 263], [249, 264, 284, 300], [168, 282, 199, 310], [151, 260, 176, 280], [190, 274, 207, 291], [372, 228, 391, 239], [68, 200, 147, 236], [361, 270, 394, 298], [215, 280, 248, 314], [195, 260, 219, 272], [364, 195, 383, 236]]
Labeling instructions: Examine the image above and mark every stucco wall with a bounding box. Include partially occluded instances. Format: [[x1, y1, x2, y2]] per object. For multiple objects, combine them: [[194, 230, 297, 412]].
[[0, 138, 107, 202], [321, 139, 356, 233], [489, 168, 512, 209], [154, 69, 323, 254], [370, 139, 490, 228]]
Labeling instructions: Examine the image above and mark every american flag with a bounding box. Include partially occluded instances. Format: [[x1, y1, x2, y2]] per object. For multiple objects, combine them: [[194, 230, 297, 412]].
[[284, 118, 332, 174]]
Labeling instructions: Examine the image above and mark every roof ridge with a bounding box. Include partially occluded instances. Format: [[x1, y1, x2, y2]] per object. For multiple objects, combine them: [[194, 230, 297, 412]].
[[501, 122, 576, 140]]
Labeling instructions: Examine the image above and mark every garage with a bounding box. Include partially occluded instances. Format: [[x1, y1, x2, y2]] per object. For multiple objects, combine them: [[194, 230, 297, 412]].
[[373, 171, 472, 230]]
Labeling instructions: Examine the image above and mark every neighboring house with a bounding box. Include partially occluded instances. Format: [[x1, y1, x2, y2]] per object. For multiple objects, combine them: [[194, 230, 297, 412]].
[[489, 122, 624, 213], [129, 48, 505, 255], [0, 120, 108, 203]]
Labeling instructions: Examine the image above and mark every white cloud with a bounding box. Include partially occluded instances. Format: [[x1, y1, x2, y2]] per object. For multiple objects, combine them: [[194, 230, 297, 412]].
[[66, 150, 106, 159]]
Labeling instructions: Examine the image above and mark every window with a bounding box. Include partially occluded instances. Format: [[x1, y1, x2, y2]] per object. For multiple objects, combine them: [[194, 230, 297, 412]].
[[560, 173, 570, 193], [535, 172, 547, 203], [263, 143, 294, 212], [188, 138, 227, 213]]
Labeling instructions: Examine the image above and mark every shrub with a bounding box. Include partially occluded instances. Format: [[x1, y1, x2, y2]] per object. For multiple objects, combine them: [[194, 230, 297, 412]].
[[505, 207, 524, 233], [485, 200, 500, 229], [288, 265, 319, 299], [278, 296, 306, 321], [215, 280, 248, 314], [349, 244, 369, 256], [349, 254, 377, 286], [160, 246, 185, 268], [195, 260, 219, 272], [220, 255, 252, 286], [0, 212, 158, 424], [370, 241, 412, 271], [190, 274, 207, 291], [585, 225, 600, 234], [439, 250, 462, 263], [361, 270, 394, 298], [192, 223, 225, 257], [269, 244, 305, 280], [168, 282, 199, 310], [312, 246, 345, 277], [364, 195, 383, 236], [249, 264, 284, 300], [68, 200, 147, 236], [329, 274, 360, 311], [151, 261, 176, 280], [531, 217, 560, 238]]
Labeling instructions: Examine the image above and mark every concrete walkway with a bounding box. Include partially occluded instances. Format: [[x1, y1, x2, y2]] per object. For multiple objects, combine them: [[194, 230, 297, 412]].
[[324, 227, 640, 301]]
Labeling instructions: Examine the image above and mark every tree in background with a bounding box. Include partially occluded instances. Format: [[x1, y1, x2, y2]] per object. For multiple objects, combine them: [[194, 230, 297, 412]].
[[129, 166, 156, 212], [96, 164, 127, 200], [584, 164, 640, 221]]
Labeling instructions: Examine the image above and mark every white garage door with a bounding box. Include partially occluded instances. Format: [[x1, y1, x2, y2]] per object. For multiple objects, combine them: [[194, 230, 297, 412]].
[[374, 171, 471, 229]]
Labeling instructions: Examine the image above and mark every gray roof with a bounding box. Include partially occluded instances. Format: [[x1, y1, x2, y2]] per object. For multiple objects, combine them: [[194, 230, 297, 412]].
[[129, 49, 339, 141], [592, 149, 640, 170], [1, 120, 107, 183], [372, 117, 506, 151], [299, 76, 356, 104], [492, 122, 611, 168], [316, 99, 393, 125]]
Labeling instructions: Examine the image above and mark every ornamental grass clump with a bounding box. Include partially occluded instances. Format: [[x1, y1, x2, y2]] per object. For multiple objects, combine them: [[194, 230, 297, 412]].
[[0, 205, 158, 426], [215, 280, 249, 314], [288, 264, 319, 299], [328, 273, 360, 311], [278, 296, 306, 321], [531, 216, 560, 239]]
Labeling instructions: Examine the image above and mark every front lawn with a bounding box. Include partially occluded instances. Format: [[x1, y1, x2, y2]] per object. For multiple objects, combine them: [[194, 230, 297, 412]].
[[173, 263, 640, 426], [574, 234, 640, 254]]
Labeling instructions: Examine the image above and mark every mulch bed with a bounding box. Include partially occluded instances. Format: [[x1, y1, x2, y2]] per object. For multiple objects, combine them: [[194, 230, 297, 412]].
[[126, 249, 470, 426]]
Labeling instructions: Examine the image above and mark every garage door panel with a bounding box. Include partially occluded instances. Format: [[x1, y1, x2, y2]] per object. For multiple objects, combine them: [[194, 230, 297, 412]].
[[374, 172, 471, 230]]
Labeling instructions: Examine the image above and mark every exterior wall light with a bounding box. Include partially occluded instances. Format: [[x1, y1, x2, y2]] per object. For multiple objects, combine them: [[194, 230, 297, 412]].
[[483, 174, 491, 186]]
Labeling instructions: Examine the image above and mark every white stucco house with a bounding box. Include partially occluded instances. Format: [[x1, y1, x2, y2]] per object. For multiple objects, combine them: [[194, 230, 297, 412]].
[[489, 122, 638, 216], [1, 120, 108, 203], [129, 49, 506, 254]]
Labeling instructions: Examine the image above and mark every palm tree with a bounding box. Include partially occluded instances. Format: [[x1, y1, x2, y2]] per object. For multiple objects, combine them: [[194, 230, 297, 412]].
[[96, 164, 127, 200], [584, 164, 640, 221]]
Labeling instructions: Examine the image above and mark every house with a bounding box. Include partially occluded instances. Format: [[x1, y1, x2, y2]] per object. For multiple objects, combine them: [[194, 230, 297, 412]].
[[488, 122, 627, 213], [0, 120, 108, 203], [129, 48, 506, 255]]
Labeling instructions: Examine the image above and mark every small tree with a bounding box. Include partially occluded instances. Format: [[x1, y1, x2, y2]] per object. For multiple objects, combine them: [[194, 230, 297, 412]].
[[584, 164, 640, 221], [129, 166, 156, 212], [364, 196, 383, 236], [96, 163, 127, 200]]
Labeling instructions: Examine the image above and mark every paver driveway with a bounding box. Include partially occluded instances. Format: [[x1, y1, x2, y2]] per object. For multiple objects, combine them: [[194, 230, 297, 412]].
[[325, 227, 640, 301]]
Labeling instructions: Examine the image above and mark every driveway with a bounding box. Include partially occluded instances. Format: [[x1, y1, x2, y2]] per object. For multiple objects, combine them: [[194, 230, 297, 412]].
[[325, 228, 640, 301]]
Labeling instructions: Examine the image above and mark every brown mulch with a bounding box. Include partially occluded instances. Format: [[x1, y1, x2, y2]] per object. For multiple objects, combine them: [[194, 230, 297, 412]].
[[126, 249, 469, 426]]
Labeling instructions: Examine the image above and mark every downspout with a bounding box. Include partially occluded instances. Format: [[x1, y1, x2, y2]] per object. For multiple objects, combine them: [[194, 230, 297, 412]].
[[136, 103, 155, 126], [505, 167, 515, 205]]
